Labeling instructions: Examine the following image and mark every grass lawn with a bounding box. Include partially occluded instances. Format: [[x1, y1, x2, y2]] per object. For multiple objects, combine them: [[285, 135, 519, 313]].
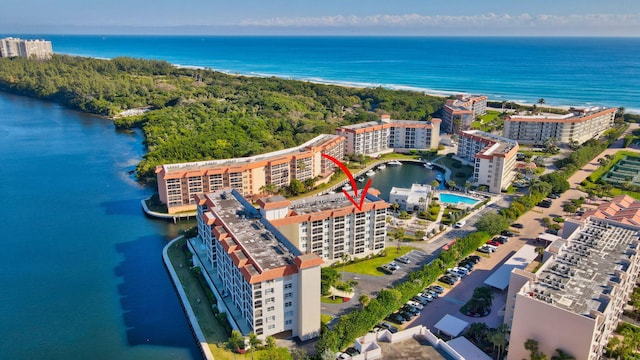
[[321, 296, 345, 304], [340, 246, 416, 276], [321, 314, 333, 324]]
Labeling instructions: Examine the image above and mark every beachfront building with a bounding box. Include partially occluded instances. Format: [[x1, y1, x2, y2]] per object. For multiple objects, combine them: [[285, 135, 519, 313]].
[[258, 191, 389, 263], [441, 94, 488, 133], [0, 37, 53, 59], [507, 214, 640, 360], [156, 134, 345, 214], [457, 130, 518, 194], [335, 115, 441, 156], [503, 107, 616, 145], [389, 184, 432, 212], [194, 189, 322, 340]]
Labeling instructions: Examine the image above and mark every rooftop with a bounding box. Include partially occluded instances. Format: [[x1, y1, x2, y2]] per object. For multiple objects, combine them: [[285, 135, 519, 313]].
[[522, 217, 640, 316], [204, 189, 301, 272], [460, 130, 518, 157], [159, 134, 341, 172], [507, 107, 615, 122], [289, 192, 380, 214]]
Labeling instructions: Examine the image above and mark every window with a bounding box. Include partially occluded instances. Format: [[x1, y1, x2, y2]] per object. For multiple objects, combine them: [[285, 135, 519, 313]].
[[267, 316, 276, 322], [268, 324, 276, 330], [266, 297, 275, 304], [285, 301, 292, 307], [285, 310, 293, 317], [265, 288, 274, 295], [267, 306, 275, 312], [285, 319, 292, 325], [284, 292, 293, 299], [284, 283, 292, 289]]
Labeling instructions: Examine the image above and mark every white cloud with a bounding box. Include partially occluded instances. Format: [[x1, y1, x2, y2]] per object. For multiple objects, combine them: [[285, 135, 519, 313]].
[[239, 12, 640, 32]]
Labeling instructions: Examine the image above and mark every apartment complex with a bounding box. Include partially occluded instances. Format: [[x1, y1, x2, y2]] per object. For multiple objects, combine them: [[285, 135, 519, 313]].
[[335, 115, 441, 156], [194, 189, 322, 340], [156, 134, 345, 214], [507, 215, 640, 360], [0, 37, 53, 59], [457, 130, 518, 193], [503, 107, 616, 145], [258, 191, 389, 262], [441, 94, 488, 133]]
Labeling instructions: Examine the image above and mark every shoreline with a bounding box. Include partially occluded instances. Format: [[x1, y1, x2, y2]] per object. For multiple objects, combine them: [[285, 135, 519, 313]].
[[56, 51, 638, 115]]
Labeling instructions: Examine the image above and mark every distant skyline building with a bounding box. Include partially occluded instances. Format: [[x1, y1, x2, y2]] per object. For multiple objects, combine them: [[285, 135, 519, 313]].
[[507, 214, 640, 360], [155, 134, 345, 214], [503, 107, 616, 145], [335, 114, 441, 156], [258, 191, 389, 263], [441, 94, 488, 133], [193, 189, 322, 340], [0, 37, 52, 59], [457, 130, 518, 193]]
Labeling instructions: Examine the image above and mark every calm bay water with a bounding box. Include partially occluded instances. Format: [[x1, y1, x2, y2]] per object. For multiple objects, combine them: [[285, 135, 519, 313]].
[[23, 35, 640, 113], [367, 163, 444, 201], [0, 93, 199, 359]]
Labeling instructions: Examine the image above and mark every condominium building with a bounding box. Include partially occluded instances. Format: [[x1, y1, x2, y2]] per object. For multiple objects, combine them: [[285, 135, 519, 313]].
[[507, 215, 640, 360], [258, 191, 389, 262], [503, 107, 616, 145], [156, 134, 345, 213], [0, 37, 53, 59], [457, 130, 518, 193], [194, 189, 322, 340], [441, 94, 488, 133], [335, 115, 441, 156]]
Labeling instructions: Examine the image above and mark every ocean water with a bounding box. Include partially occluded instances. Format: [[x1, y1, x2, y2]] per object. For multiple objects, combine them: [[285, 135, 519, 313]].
[[14, 35, 640, 113], [0, 93, 199, 359]]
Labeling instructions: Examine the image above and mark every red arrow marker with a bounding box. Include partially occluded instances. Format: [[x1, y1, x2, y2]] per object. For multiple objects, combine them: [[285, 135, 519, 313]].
[[321, 153, 372, 211]]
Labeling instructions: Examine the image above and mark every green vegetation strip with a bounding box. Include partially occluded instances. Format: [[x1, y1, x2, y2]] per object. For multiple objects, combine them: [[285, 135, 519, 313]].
[[340, 246, 415, 276]]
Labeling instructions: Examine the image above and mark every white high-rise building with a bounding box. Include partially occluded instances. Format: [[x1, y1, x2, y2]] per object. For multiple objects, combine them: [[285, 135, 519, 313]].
[[0, 37, 52, 59]]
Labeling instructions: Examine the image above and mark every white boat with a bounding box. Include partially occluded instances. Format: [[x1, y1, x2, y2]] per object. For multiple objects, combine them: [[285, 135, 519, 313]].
[[366, 169, 376, 177], [387, 160, 402, 166], [356, 177, 365, 182], [423, 163, 433, 169], [343, 183, 353, 191], [377, 164, 386, 170]]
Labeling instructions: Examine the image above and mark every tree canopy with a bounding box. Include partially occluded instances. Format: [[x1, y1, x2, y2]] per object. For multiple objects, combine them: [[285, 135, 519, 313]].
[[0, 55, 445, 180]]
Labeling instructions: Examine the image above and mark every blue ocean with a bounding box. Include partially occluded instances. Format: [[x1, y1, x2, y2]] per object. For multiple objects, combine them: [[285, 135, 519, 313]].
[[19, 35, 640, 113]]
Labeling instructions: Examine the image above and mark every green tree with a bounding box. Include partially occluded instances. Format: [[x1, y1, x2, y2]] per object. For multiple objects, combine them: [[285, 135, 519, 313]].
[[249, 332, 262, 360], [524, 338, 548, 360], [265, 336, 277, 350], [488, 324, 509, 359], [227, 330, 245, 354], [391, 227, 406, 253], [431, 180, 440, 188], [466, 322, 489, 344], [288, 179, 305, 196], [551, 348, 575, 360], [475, 213, 510, 235], [540, 172, 570, 194], [358, 294, 370, 309]]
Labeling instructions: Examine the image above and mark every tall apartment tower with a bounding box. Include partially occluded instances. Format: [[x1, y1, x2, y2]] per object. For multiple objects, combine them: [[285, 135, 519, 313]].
[[194, 189, 322, 340], [335, 115, 441, 156], [258, 191, 389, 263], [457, 130, 518, 193], [0, 37, 53, 59], [441, 94, 488, 133]]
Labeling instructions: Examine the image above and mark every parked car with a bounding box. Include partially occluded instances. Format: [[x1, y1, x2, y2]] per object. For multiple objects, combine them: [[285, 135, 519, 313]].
[[546, 228, 560, 235], [406, 300, 424, 310], [399, 311, 414, 321], [418, 292, 435, 301], [402, 304, 420, 315], [548, 193, 560, 199], [477, 246, 492, 254], [379, 265, 395, 275], [458, 261, 474, 271], [439, 276, 456, 285], [379, 321, 398, 333], [511, 223, 524, 229], [336, 352, 351, 360], [423, 289, 439, 298], [429, 285, 445, 294], [466, 255, 481, 264], [345, 348, 360, 357], [501, 230, 515, 237], [454, 220, 467, 228], [484, 244, 498, 252], [388, 313, 406, 324], [451, 266, 469, 276], [388, 262, 400, 270], [496, 235, 509, 244], [396, 256, 411, 264], [412, 296, 429, 305]]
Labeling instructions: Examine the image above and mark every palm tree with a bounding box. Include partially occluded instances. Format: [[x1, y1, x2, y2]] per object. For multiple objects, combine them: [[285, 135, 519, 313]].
[[466, 322, 489, 344], [358, 294, 370, 309], [488, 325, 509, 359], [392, 227, 405, 253], [341, 253, 350, 282], [249, 332, 262, 360], [431, 179, 440, 188], [524, 338, 548, 360], [391, 201, 400, 214], [537, 98, 546, 106]]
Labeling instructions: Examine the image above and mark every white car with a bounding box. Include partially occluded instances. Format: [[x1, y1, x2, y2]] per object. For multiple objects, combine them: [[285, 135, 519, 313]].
[[417, 292, 434, 301], [388, 262, 400, 270], [406, 300, 424, 310], [454, 220, 467, 228], [452, 266, 469, 276]]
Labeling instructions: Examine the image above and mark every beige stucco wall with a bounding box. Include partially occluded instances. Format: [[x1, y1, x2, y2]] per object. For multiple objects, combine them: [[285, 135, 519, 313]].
[[296, 265, 321, 340]]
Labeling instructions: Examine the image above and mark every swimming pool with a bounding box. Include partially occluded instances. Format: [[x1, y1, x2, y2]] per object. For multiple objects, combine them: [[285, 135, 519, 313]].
[[439, 193, 480, 205]]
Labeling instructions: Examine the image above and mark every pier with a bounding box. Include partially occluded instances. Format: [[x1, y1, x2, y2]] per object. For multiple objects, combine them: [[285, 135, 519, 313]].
[[140, 198, 197, 223]]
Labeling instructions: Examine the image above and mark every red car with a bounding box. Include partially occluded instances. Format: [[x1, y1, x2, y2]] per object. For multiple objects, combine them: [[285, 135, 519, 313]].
[[487, 240, 501, 246]]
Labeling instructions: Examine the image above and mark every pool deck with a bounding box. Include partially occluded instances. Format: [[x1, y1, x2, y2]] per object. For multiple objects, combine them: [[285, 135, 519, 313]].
[[435, 190, 485, 207]]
